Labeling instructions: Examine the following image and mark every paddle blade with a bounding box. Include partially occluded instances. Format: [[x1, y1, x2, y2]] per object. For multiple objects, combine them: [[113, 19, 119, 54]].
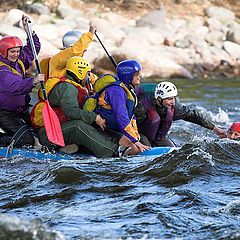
[[42, 101, 65, 147]]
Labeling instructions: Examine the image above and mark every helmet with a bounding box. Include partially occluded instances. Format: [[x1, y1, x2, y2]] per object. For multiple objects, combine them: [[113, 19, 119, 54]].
[[116, 59, 142, 84], [229, 122, 240, 132], [66, 56, 91, 81], [62, 30, 82, 48], [154, 81, 178, 99], [0, 36, 23, 58]]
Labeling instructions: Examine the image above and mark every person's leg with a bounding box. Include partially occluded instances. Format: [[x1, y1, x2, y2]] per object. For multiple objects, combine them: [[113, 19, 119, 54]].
[[0, 109, 34, 147], [140, 134, 151, 147], [38, 120, 119, 158], [153, 136, 176, 147]]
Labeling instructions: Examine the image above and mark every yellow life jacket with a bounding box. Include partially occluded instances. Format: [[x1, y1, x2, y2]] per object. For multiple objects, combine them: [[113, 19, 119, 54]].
[[40, 57, 51, 82], [83, 74, 136, 112], [0, 59, 26, 76]]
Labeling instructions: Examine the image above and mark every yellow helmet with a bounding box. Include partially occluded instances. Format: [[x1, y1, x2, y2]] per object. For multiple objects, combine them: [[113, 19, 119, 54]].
[[66, 56, 91, 81]]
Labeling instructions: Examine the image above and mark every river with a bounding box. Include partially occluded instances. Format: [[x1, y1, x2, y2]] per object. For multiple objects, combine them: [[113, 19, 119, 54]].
[[0, 78, 240, 240]]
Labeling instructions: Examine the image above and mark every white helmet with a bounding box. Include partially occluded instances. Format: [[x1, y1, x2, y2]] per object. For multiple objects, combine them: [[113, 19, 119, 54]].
[[154, 81, 178, 99], [62, 30, 82, 48]]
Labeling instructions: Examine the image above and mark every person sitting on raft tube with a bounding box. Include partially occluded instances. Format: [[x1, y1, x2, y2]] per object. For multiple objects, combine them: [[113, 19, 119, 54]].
[[227, 122, 240, 140], [32, 56, 137, 158], [0, 15, 44, 148], [135, 81, 227, 147], [89, 59, 151, 154]]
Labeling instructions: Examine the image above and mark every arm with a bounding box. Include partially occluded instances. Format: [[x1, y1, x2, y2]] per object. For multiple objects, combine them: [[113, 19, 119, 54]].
[[20, 34, 41, 70], [49, 83, 97, 124], [0, 67, 34, 94], [173, 99, 226, 137], [49, 32, 93, 77], [173, 99, 215, 130]]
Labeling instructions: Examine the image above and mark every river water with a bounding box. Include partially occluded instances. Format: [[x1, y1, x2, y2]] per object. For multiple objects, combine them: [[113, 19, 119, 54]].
[[0, 78, 240, 240]]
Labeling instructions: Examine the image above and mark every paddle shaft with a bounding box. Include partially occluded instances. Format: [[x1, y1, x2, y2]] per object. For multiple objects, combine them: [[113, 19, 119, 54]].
[[25, 20, 48, 100], [25, 19, 65, 147], [95, 32, 117, 68]]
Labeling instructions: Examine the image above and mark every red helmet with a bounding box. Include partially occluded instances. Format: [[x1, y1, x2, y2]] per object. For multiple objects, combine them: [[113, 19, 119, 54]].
[[0, 36, 23, 58], [229, 122, 240, 132]]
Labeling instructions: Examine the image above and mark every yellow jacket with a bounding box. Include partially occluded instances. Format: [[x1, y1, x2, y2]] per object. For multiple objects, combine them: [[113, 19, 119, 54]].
[[49, 32, 94, 79]]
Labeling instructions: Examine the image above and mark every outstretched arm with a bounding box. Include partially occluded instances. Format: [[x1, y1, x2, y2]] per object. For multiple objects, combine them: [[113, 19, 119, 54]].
[[174, 99, 226, 137]]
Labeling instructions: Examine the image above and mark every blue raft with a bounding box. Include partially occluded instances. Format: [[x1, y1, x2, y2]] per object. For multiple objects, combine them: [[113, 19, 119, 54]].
[[0, 146, 178, 161]]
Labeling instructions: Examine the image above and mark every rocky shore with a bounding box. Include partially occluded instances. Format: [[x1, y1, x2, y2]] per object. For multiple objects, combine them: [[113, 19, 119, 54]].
[[1, 0, 240, 81]]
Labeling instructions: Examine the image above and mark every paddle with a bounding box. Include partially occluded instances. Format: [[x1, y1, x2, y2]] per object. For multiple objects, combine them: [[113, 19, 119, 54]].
[[24, 18, 65, 147], [94, 32, 117, 68]]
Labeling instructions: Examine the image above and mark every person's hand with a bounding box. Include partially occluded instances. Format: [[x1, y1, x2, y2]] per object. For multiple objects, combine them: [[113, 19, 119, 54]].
[[213, 125, 227, 138], [96, 115, 106, 131], [22, 15, 31, 33], [134, 141, 151, 153], [89, 24, 97, 34], [34, 74, 44, 85]]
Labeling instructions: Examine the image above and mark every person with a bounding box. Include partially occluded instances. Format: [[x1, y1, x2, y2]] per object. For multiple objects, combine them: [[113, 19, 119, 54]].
[[87, 59, 151, 154], [135, 81, 227, 147], [227, 122, 240, 140], [0, 15, 44, 148], [31, 56, 134, 158], [41, 25, 98, 88]]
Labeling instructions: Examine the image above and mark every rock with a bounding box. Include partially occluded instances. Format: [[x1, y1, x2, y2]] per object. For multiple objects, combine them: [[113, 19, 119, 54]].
[[4, 9, 25, 26], [136, 9, 169, 34], [227, 28, 240, 45], [205, 6, 235, 23], [174, 39, 191, 48], [57, 3, 83, 19], [33, 24, 59, 41], [205, 31, 225, 45], [23, 3, 50, 15], [38, 38, 59, 59], [223, 41, 240, 60], [205, 17, 225, 32], [0, 24, 26, 41]]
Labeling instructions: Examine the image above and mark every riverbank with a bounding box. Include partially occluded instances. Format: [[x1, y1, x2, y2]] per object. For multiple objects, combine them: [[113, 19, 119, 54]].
[[1, 0, 240, 81]]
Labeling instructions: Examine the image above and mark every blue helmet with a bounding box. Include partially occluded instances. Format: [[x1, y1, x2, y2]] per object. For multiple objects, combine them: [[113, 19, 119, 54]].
[[116, 59, 142, 84]]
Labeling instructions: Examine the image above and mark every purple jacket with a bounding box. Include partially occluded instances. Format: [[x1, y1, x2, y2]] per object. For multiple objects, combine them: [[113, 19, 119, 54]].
[[97, 84, 138, 143], [0, 34, 40, 112]]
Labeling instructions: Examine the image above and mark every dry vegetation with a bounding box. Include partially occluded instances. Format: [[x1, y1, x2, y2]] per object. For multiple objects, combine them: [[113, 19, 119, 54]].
[[1, 0, 240, 19]]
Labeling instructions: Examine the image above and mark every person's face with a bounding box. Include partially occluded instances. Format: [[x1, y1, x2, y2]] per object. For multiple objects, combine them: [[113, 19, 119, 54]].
[[7, 47, 21, 62], [81, 71, 91, 86], [131, 71, 141, 86], [227, 129, 240, 139], [159, 97, 175, 108]]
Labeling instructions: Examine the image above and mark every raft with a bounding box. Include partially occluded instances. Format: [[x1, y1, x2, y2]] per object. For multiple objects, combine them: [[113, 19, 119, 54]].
[[0, 146, 178, 160]]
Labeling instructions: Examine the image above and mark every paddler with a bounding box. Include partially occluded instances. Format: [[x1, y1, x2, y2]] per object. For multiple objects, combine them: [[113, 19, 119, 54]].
[[0, 15, 44, 147], [135, 81, 227, 147]]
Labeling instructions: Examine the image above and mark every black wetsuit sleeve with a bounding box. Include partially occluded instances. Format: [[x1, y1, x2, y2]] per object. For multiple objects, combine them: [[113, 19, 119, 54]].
[[173, 99, 215, 130]]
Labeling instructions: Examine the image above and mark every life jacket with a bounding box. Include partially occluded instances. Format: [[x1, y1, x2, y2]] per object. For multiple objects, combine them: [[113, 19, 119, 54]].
[[84, 74, 137, 111], [155, 106, 174, 141], [40, 57, 50, 82], [136, 85, 174, 142], [84, 74, 137, 132], [0, 59, 26, 76], [30, 77, 88, 129]]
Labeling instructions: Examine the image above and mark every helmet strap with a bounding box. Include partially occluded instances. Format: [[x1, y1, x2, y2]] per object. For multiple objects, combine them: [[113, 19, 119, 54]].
[[157, 97, 163, 106], [66, 70, 81, 84]]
